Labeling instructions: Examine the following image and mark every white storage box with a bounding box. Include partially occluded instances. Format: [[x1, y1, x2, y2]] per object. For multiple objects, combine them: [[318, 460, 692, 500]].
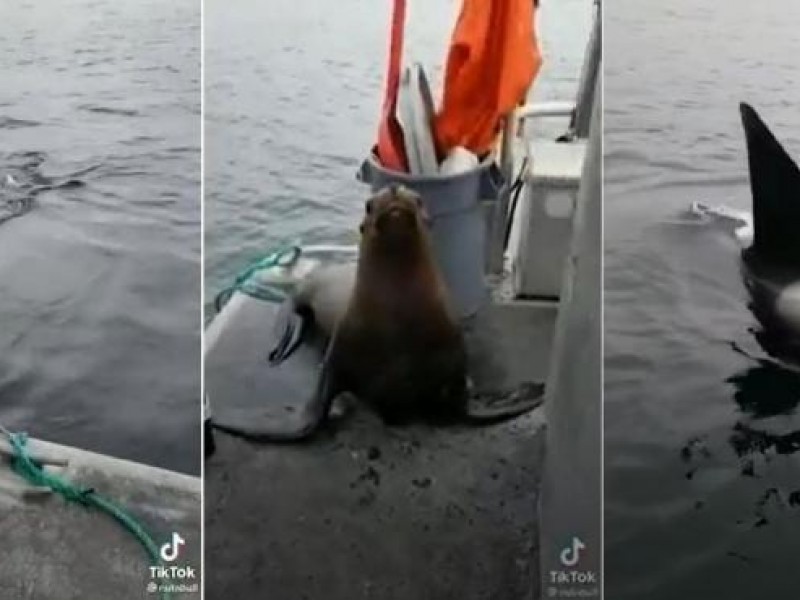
[[512, 139, 587, 298]]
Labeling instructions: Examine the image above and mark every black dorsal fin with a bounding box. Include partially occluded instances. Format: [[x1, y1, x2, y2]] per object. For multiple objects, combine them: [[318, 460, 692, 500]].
[[740, 102, 800, 266]]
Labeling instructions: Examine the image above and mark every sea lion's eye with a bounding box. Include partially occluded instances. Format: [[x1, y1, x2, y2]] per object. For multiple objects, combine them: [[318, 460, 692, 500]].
[[359, 223, 365, 234], [365, 199, 374, 214]]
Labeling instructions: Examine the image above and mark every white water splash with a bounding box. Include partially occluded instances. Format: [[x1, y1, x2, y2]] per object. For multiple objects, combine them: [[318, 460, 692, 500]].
[[689, 201, 753, 247]]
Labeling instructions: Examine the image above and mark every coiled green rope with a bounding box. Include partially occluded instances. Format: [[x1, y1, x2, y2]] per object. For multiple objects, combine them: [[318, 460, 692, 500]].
[[1, 426, 171, 599]]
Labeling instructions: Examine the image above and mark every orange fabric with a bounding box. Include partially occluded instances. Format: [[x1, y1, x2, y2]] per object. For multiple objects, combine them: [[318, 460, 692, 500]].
[[434, 0, 542, 157], [375, 0, 408, 172]]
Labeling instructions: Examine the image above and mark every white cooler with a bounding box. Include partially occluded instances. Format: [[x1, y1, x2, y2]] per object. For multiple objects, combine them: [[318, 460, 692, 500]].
[[512, 139, 587, 299]]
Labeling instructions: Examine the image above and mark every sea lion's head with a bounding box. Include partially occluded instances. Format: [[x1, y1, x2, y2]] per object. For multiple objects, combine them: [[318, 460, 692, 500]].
[[359, 185, 430, 257]]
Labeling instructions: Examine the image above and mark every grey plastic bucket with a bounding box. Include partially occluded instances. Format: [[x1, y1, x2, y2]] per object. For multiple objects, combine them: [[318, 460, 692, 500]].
[[358, 153, 501, 319]]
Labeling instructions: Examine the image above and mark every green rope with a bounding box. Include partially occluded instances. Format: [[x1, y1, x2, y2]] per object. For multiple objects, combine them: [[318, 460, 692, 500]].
[[214, 243, 302, 312], [3, 429, 172, 600]]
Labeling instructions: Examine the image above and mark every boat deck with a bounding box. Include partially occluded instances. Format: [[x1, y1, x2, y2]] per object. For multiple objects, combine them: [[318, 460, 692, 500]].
[[205, 300, 557, 600], [0, 439, 201, 599]]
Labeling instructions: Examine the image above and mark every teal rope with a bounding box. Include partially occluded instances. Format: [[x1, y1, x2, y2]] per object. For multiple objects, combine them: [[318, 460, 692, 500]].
[[214, 243, 302, 312], [3, 429, 171, 600]]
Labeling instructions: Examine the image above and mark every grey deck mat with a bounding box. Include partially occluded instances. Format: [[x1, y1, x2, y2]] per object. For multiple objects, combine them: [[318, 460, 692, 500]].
[[206, 298, 328, 436]]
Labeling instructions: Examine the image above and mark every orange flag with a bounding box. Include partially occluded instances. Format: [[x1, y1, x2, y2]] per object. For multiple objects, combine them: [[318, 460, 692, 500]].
[[434, 0, 542, 158], [375, 0, 408, 172]]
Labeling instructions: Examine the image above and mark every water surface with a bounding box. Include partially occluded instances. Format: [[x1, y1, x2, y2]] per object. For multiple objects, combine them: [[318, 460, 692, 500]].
[[605, 0, 800, 596], [0, 0, 200, 474]]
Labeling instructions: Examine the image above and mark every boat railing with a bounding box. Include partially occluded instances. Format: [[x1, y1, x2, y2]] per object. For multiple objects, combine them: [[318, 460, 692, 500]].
[[488, 1, 601, 275]]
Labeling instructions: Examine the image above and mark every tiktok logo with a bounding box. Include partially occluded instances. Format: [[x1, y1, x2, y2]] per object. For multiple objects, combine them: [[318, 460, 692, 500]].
[[559, 536, 586, 567], [160, 532, 186, 563]]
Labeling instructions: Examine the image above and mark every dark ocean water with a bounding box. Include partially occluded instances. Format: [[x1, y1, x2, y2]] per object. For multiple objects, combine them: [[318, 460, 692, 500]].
[[204, 0, 591, 306], [605, 0, 800, 597], [0, 0, 200, 474]]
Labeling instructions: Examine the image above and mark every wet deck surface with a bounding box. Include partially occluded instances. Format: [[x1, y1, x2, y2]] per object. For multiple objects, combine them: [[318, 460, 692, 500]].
[[206, 408, 545, 600], [205, 298, 556, 600]]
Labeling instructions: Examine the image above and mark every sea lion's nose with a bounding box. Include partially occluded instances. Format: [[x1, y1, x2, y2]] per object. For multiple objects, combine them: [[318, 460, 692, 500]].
[[376, 206, 408, 231]]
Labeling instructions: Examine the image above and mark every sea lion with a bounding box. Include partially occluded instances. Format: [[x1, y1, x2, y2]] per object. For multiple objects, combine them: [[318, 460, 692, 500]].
[[323, 184, 469, 424], [222, 184, 542, 442]]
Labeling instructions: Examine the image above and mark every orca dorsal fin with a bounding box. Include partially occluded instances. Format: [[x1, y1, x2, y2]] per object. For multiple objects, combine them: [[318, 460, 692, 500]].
[[740, 102, 800, 266]]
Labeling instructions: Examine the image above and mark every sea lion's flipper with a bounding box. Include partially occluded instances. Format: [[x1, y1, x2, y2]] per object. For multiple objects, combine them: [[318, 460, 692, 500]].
[[740, 102, 800, 265], [267, 299, 308, 364], [466, 381, 545, 423]]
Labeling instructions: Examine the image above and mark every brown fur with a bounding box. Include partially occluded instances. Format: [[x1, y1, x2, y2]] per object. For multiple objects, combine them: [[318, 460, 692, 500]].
[[326, 185, 468, 424]]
